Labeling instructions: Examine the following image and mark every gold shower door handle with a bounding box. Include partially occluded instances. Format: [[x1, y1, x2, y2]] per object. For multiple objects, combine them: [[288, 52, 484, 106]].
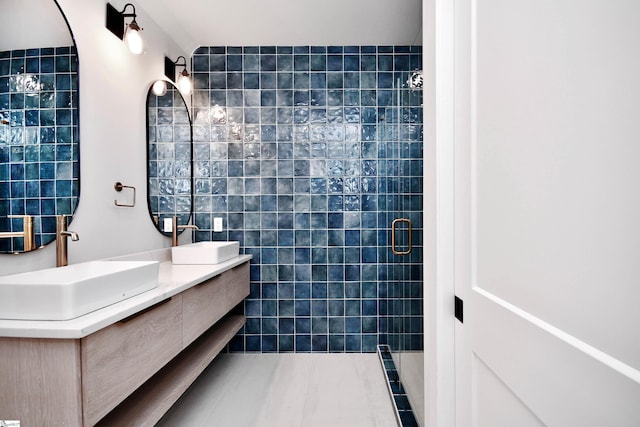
[[391, 218, 412, 256]]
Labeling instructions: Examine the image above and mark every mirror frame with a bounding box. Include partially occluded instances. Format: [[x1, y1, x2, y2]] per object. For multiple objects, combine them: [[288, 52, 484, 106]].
[[145, 80, 193, 237]]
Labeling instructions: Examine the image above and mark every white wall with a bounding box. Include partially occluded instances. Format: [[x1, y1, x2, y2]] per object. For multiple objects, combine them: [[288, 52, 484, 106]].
[[0, 0, 189, 275], [134, 0, 423, 53], [0, 0, 72, 50]]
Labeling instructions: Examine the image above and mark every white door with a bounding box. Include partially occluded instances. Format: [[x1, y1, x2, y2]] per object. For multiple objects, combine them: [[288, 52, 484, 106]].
[[450, 0, 640, 425]]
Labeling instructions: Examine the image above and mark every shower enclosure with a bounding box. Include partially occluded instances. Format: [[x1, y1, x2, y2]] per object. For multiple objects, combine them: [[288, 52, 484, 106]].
[[384, 70, 424, 425], [186, 42, 425, 422]]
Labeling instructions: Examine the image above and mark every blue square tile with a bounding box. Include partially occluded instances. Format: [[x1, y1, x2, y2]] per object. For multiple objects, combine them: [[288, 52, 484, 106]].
[[362, 316, 377, 333], [294, 55, 309, 71], [262, 300, 277, 316], [279, 300, 295, 317], [279, 318, 295, 334], [329, 334, 345, 352], [329, 317, 345, 334], [327, 74, 343, 89], [259, 195, 276, 211], [312, 316, 328, 334], [345, 317, 361, 334], [245, 335, 261, 352], [311, 282, 327, 298], [345, 300, 361, 316], [311, 288, 329, 310], [262, 317, 277, 334], [243, 73, 259, 89], [261, 55, 277, 73], [278, 264, 294, 281], [362, 335, 378, 352], [261, 336, 277, 352], [312, 335, 328, 352], [277, 73, 293, 89], [209, 54, 226, 71], [295, 335, 311, 352], [310, 73, 326, 89], [294, 317, 310, 334], [277, 55, 293, 71], [310, 55, 326, 71], [328, 300, 344, 317], [327, 55, 342, 71], [345, 334, 361, 352], [312, 265, 327, 281], [279, 335, 294, 352], [295, 299, 311, 316]]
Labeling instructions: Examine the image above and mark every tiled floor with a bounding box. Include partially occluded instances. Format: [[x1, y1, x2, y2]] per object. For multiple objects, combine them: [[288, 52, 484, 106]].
[[157, 353, 398, 427]]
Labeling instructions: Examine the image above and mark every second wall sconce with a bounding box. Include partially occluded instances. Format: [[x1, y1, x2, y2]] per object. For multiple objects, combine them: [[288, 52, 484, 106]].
[[165, 56, 193, 95], [106, 3, 144, 55]]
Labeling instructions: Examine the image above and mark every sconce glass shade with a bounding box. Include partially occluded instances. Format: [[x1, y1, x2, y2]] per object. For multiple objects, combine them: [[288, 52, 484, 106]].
[[152, 80, 168, 96], [124, 22, 143, 54], [177, 71, 192, 95]]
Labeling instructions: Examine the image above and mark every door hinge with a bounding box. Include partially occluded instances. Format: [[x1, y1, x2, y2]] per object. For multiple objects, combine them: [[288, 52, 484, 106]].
[[455, 296, 463, 323]]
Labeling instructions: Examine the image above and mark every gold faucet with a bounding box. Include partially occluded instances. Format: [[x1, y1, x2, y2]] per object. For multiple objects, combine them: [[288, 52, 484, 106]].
[[0, 215, 35, 252], [56, 215, 79, 267], [171, 216, 199, 247]]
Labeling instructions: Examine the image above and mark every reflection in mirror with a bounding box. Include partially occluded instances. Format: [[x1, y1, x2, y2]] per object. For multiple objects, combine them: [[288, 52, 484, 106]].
[[146, 80, 192, 237], [0, 0, 80, 253]]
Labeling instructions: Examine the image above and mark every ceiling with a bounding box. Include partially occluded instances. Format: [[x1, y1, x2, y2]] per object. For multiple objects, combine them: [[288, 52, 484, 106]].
[[134, 0, 422, 54]]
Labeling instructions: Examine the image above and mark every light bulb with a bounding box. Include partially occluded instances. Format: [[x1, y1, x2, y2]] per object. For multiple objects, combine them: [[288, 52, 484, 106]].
[[177, 71, 192, 95], [124, 23, 143, 55], [152, 80, 167, 96]]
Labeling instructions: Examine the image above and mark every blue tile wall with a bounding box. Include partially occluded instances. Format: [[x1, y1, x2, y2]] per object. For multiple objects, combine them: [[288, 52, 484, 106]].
[[0, 47, 79, 252], [191, 46, 423, 353]]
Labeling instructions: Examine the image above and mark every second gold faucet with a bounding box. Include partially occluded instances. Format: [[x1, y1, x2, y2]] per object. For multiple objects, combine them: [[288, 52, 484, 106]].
[[171, 216, 199, 247], [56, 215, 79, 267]]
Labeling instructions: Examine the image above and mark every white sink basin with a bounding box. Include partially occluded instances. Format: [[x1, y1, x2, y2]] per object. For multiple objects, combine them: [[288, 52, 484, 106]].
[[0, 260, 159, 321], [171, 241, 240, 265]]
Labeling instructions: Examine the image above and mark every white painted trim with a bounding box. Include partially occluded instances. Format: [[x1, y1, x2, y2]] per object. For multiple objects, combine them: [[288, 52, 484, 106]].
[[424, 0, 456, 425]]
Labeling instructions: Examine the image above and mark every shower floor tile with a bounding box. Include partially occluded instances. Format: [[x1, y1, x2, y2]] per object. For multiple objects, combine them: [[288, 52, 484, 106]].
[[157, 353, 397, 427]]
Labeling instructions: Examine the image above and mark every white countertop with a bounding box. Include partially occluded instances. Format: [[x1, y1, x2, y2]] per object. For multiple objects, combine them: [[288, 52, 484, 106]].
[[0, 252, 252, 339]]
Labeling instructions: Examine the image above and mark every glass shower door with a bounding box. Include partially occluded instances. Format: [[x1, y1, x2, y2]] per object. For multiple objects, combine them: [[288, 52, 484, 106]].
[[386, 71, 424, 425]]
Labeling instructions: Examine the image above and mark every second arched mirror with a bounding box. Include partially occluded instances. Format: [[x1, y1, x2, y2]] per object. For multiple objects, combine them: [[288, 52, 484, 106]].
[[146, 80, 192, 237]]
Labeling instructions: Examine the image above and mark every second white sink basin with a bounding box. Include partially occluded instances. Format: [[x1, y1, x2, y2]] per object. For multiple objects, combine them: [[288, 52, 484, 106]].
[[0, 260, 159, 321], [171, 241, 240, 265]]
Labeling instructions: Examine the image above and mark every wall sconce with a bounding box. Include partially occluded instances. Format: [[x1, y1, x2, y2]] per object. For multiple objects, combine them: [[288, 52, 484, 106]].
[[106, 3, 144, 55], [165, 56, 192, 95]]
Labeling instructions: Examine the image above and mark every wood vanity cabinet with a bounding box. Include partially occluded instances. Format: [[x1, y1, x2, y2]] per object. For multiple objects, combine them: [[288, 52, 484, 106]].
[[182, 263, 248, 346], [82, 296, 184, 426], [0, 260, 250, 427]]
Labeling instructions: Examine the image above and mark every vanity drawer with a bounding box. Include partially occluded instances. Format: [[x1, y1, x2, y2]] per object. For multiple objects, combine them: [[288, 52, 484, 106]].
[[182, 262, 250, 346], [81, 294, 183, 426], [226, 262, 250, 305]]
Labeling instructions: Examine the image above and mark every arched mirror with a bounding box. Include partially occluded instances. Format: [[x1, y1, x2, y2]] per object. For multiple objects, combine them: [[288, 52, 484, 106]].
[[146, 80, 192, 237], [0, 0, 80, 253]]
